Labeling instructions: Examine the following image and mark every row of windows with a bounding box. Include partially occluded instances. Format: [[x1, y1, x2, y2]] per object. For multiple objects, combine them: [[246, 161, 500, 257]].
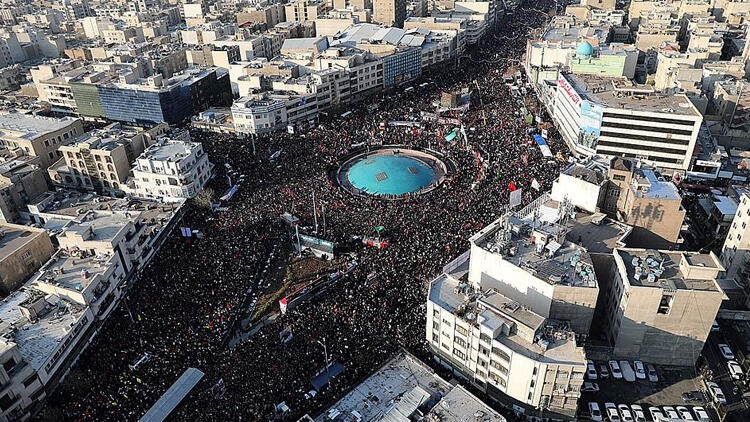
[[596, 149, 684, 165], [602, 112, 697, 127], [599, 129, 691, 146], [597, 140, 687, 156], [601, 120, 694, 136]]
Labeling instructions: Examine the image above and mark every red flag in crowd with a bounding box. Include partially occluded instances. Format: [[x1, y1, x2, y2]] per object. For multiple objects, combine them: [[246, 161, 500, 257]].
[[508, 181, 517, 192]]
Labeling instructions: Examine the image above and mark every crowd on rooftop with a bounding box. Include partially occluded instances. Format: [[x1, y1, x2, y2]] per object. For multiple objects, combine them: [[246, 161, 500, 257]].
[[41, 0, 567, 420]]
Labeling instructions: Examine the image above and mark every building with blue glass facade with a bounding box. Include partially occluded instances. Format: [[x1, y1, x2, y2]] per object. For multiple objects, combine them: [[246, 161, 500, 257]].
[[381, 47, 421, 87], [71, 68, 231, 125]]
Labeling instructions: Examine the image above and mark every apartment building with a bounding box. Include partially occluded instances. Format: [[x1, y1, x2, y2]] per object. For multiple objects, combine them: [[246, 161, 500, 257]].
[[0, 157, 48, 224], [603, 158, 686, 248], [129, 139, 213, 202], [373, 0, 407, 28], [553, 73, 703, 173], [605, 248, 725, 365], [0, 224, 54, 295], [284, 0, 327, 22], [0, 114, 82, 170], [427, 208, 596, 416], [49, 124, 149, 195], [720, 187, 750, 282]]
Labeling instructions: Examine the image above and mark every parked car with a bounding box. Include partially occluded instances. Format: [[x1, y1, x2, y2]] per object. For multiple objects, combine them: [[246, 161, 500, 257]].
[[719, 344, 735, 360], [676, 406, 695, 420], [634, 361, 646, 380], [681, 391, 704, 403], [693, 406, 710, 422], [609, 360, 623, 380], [620, 360, 636, 382], [605, 402, 620, 422], [589, 402, 603, 422], [646, 363, 658, 383], [582, 381, 600, 392], [630, 404, 646, 422], [662, 406, 680, 420], [728, 360, 744, 380], [587, 360, 598, 380], [706, 381, 727, 404], [648, 406, 667, 422], [618, 404, 633, 422], [598, 362, 610, 379]]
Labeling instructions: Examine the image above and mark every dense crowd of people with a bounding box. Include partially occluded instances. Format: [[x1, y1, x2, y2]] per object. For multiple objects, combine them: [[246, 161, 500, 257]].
[[42, 0, 567, 420]]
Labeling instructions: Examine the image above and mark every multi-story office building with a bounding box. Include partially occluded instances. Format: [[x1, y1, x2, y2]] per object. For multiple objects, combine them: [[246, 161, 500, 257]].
[[605, 248, 725, 365], [232, 91, 319, 134], [553, 73, 703, 173], [70, 68, 231, 125], [129, 139, 213, 202], [373, 0, 406, 28], [0, 114, 83, 169], [0, 224, 54, 295]]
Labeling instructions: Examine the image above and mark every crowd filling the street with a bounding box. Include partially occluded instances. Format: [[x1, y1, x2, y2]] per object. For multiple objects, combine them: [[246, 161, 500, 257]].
[[40, 1, 567, 420]]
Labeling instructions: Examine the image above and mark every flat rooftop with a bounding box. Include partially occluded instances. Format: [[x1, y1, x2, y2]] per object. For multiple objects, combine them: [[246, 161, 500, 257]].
[[472, 216, 598, 288], [631, 168, 681, 200], [37, 249, 114, 292], [617, 249, 721, 292], [0, 113, 78, 139], [141, 140, 198, 162], [566, 74, 701, 117], [566, 213, 631, 254], [0, 224, 42, 260], [0, 289, 87, 371], [425, 385, 505, 422], [315, 351, 451, 422], [63, 212, 132, 243]]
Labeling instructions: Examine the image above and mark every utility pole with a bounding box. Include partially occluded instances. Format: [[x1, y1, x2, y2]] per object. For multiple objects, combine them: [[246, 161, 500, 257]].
[[322, 202, 326, 237]]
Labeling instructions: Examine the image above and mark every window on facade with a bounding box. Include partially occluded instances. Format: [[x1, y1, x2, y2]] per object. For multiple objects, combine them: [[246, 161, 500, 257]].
[[657, 294, 674, 314], [0, 393, 14, 412], [455, 325, 468, 337], [454, 337, 467, 348], [452, 349, 465, 360]]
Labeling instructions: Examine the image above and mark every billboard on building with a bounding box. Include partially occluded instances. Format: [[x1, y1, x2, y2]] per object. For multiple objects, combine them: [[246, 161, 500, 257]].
[[579, 100, 604, 149], [557, 75, 581, 107]]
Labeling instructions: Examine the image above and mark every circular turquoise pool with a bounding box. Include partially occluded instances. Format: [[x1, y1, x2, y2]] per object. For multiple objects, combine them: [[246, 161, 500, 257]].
[[346, 154, 436, 196]]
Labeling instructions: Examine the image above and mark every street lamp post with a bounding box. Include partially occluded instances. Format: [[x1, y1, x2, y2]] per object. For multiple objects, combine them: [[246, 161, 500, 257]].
[[317, 338, 331, 389]]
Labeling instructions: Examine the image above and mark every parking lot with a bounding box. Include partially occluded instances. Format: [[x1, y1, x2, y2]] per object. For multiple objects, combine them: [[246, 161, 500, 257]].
[[577, 360, 719, 421]]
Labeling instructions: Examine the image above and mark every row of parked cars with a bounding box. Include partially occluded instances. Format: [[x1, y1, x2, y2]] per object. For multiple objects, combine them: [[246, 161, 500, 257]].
[[588, 403, 710, 421], [717, 343, 745, 380], [586, 360, 658, 383]]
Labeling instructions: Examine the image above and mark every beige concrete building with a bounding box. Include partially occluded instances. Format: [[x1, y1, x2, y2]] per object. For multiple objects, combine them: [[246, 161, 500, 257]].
[[603, 158, 686, 248], [284, 0, 327, 22], [49, 124, 149, 195], [0, 157, 48, 224], [0, 224, 54, 295], [373, 0, 406, 28], [237, 3, 286, 28], [605, 248, 725, 366], [0, 114, 83, 170]]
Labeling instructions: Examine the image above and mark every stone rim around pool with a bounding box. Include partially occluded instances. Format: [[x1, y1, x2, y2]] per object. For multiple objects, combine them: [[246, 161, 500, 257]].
[[337, 148, 447, 199]]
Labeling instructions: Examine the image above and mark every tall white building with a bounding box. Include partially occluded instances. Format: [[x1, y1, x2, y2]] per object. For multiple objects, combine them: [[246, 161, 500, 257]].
[[129, 139, 213, 202], [553, 73, 703, 173], [721, 187, 750, 282], [426, 203, 599, 418]]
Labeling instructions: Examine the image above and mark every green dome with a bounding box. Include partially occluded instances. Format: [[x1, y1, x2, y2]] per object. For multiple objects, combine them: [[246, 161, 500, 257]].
[[576, 41, 594, 58]]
